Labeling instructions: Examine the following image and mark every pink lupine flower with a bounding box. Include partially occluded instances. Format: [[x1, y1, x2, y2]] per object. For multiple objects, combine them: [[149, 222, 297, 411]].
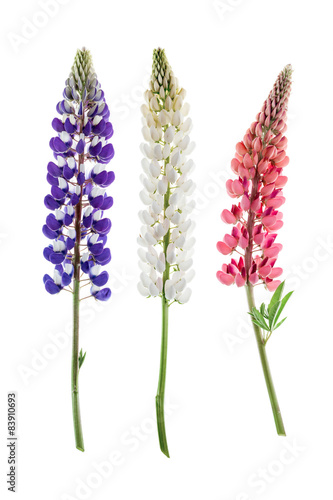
[[217, 66, 293, 437], [217, 65, 292, 293]]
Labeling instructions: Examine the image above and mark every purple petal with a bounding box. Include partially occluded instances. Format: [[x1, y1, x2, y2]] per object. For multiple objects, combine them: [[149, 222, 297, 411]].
[[94, 288, 111, 301], [76, 139, 85, 154], [44, 195, 60, 210], [92, 271, 109, 287], [42, 224, 58, 239], [45, 280, 61, 295], [95, 247, 111, 265], [93, 218, 111, 235], [101, 171, 115, 187], [47, 161, 62, 177], [52, 118, 64, 133], [100, 196, 113, 210]]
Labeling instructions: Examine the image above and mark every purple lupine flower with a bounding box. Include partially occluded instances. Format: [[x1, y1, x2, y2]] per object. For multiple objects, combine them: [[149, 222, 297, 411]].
[[42, 48, 114, 451]]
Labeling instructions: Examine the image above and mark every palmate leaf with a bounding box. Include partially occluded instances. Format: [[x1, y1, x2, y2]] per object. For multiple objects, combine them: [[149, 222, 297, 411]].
[[249, 284, 293, 344], [250, 307, 270, 331]]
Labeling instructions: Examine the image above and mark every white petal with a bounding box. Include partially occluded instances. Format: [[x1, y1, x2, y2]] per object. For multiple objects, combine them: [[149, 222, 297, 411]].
[[179, 259, 193, 272], [164, 126, 175, 143], [90, 265, 101, 277], [139, 190, 152, 205], [140, 272, 151, 288], [157, 177, 168, 195], [177, 288, 192, 304], [138, 282, 149, 297], [149, 283, 159, 297], [142, 126, 151, 142], [165, 284, 176, 300], [172, 110, 182, 127], [149, 160, 161, 178], [58, 178, 67, 190]]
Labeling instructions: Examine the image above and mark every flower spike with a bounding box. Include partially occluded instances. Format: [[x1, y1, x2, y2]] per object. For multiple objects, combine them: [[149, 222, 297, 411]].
[[217, 65, 293, 436], [138, 48, 195, 457], [43, 48, 114, 451]]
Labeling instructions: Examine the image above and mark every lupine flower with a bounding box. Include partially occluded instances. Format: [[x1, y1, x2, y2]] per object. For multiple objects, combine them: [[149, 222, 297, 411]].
[[216, 65, 293, 436], [43, 48, 114, 451], [138, 48, 195, 457]]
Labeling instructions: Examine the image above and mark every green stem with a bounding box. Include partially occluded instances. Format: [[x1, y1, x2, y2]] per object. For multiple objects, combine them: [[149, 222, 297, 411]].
[[245, 284, 286, 436], [71, 109, 85, 452], [72, 279, 84, 451], [155, 296, 170, 458], [155, 170, 171, 458]]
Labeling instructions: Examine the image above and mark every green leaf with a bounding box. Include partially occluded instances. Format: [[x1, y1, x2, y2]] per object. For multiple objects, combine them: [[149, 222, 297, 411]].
[[251, 320, 267, 330], [269, 300, 280, 329], [260, 303, 266, 317], [79, 349, 86, 369], [251, 308, 270, 331], [274, 317, 287, 330], [268, 281, 285, 313], [273, 291, 293, 327]]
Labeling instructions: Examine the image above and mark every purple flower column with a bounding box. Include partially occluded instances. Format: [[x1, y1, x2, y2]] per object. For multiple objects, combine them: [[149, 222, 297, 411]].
[[43, 48, 114, 451]]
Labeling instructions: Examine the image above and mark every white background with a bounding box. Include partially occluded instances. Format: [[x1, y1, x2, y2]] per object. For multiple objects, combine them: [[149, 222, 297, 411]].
[[1, 0, 332, 498]]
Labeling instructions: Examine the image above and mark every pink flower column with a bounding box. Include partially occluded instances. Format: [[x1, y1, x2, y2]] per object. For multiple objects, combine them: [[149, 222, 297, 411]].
[[217, 65, 293, 435]]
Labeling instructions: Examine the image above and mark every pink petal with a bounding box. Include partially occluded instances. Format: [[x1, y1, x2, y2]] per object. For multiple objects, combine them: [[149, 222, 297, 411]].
[[269, 220, 284, 231], [254, 233, 264, 245], [264, 170, 279, 184], [264, 245, 280, 258], [276, 156, 289, 167], [231, 158, 240, 174], [269, 267, 283, 278], [216, 271, 234, 286], [226, 179, 237, 198], [261, 184, 275, 197], [238, 165, 250, 179], [236, 142, 247, 156], [217, 241, 232, 255], [274, 150, 286, 163], [259, 265, 272, 278], [224, 234, 238, 248], [253, 137, 262, 152], [243, 153, 253, 169], [258, 160, 269, 175], [221, 209, 236, 224], [266, 280, 281, 292], [262, 215, 277, 228], [240, 194, 250, 211], [249, 272, 259, 285], [251, 197, 261, 212], [266, 196, 285, 209], [275, 175, 288, 188], [239, 236, 249, 249], [235, 274, 246, 287], [276, 136, 288, 149], [262, 145, 277, 160], [232, 180, 244, 195]]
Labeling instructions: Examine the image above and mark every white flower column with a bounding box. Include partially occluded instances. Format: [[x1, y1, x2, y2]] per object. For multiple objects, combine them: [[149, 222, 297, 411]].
[[138, 48, 195, 457]]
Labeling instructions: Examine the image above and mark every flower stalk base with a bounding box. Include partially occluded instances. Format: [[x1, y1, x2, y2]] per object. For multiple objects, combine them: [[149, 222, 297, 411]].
[[72, 278, 84, 451], [245, 284, 286, 436], [155, 296, 170, 458]]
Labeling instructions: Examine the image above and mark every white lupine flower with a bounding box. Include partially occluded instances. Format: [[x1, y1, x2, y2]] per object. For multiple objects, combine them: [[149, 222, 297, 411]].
[[137, 48, 196, 456], [138, 52, 195, 302]]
